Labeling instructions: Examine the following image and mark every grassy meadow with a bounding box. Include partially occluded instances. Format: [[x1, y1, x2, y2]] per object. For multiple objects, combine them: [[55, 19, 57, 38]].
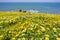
[[0, 12, 60, 40]]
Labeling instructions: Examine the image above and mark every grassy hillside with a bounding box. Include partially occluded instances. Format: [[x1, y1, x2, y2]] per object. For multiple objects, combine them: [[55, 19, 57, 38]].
[[0, 12, 60, 40]]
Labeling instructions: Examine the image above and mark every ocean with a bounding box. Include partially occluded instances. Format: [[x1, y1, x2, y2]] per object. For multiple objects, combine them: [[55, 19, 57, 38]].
[[0, 2, 60, 14]]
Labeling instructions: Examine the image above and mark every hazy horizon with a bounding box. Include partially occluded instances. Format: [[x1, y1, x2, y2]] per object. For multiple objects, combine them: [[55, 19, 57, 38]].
[[0, 0, 60, 2]]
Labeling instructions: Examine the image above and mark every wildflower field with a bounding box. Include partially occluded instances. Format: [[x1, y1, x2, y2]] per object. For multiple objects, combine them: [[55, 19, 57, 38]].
[[0, 12, 60, 40]]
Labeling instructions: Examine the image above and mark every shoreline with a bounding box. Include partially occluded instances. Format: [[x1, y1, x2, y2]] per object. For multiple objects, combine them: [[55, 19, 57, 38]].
[[0, 11, 60, 15]]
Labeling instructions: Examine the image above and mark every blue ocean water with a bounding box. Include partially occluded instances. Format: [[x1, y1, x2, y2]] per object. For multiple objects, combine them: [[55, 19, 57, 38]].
[[0, 2, 60, 14]]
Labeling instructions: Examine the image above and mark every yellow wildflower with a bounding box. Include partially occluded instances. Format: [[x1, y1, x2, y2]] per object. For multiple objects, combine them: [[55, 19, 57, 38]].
[[16, 34, 19, 37], [22, 29, 26, 33], [11, 38, 15, 40], [0, 21, 3, 24], [0, 35, 3, 40], [53, 27, 57, 32], [47, 28, 50, 30], [21, 23, 26, 26], [22, 37, 25, 40], [45, 37, 49, 40], [31, 37, 34, 40], [59, 33, 60, 36], [54, 34, 57, 37], [40, 38, 42, 40], [30, 28, 33, 30], [56, 38, 60, 40], [0, 26, 2, 28], [40, 27, 46, 32], [45, 34, 50, 37], [32, 30, 34, 32], [37, 30, 41, 35], [21, 34, 25, 36], [5, 20, 9, 23]]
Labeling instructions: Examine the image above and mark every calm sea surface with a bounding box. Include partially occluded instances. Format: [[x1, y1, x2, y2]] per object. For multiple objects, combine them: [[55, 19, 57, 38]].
[[0, 2, 60, 14]]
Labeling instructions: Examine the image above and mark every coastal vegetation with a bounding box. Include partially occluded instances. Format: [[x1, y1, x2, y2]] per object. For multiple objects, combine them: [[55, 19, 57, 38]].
[[0, 12, 60, 40]]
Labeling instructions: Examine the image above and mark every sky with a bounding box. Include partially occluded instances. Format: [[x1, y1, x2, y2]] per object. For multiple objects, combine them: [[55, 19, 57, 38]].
[[0, 0, 60, 2]]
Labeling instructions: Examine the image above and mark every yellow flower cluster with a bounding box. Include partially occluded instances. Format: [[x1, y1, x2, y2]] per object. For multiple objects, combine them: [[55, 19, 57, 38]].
[[0, 12, 60, 40]]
